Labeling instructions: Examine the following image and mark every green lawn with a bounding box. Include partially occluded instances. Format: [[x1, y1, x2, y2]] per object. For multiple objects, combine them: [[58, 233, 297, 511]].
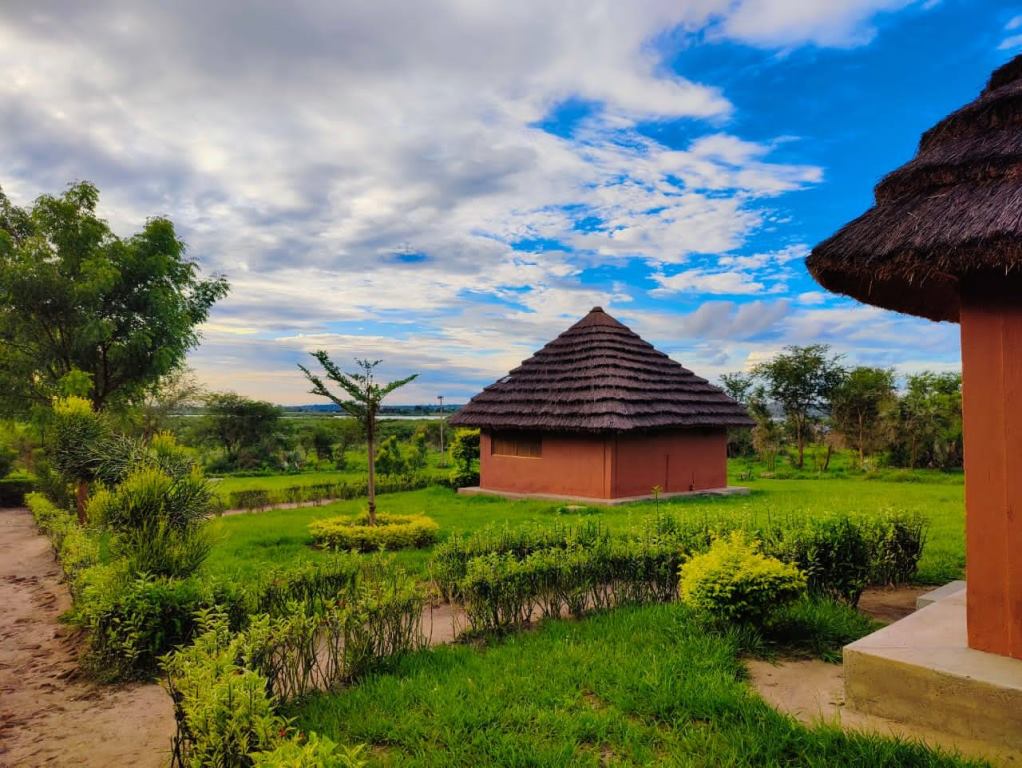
[[292, 603, 980, 767], [204, 470, 964, 586], [209, 453, 451, 503]]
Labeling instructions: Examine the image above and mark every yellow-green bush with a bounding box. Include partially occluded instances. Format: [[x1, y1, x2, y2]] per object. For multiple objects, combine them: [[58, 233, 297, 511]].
[[679, 532, 806, 625], [250, 734, 366, 768], [309, 513, 438, 552]]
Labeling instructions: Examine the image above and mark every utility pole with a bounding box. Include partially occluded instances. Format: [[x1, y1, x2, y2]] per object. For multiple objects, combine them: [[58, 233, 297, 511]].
[[437, 394, 445, 466]]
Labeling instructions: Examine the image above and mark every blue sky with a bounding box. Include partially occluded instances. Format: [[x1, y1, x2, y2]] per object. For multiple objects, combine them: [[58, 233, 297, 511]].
[[1, 1, 1019, 403]]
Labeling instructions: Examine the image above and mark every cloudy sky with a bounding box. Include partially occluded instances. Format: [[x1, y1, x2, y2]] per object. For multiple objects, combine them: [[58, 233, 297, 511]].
[[1, 1, 1018, 404]]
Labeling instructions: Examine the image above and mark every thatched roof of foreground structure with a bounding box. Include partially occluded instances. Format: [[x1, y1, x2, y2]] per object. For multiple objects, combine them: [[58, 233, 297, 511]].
[[449, 307, 753, 433], [807, 54, 1022, 322]]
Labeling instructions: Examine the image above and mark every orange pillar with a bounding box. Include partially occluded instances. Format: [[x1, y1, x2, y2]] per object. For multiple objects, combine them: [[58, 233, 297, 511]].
[[961, 294, 1022, 658]]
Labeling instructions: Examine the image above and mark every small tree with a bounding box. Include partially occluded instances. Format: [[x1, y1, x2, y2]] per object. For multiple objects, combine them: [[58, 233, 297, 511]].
[[409, 431, 429, 472], [375, 435, 408, 476], [753, 345, 845, 469], [449, 428, 481, 487], [747, 388, 783, 472], [198, 392, 285, 469], [831, 367, 896, 468], [720, 371, 756, 458], [299, 354, 417, 524], [50, 396, 108, 521]]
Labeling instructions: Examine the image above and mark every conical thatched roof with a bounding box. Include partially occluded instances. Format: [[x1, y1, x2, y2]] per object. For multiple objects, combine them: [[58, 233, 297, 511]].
[[807, 55, 1022, 322], [448, 307, 753, 433]]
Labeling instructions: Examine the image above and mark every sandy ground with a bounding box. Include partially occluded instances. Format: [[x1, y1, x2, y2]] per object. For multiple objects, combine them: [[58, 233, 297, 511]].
[[748, 586, 1019, 767], [0, 507, 175, 768]]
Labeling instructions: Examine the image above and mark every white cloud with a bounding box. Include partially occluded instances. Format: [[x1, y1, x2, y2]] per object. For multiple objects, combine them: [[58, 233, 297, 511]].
[[0, 1, 947, 402], [719, 0, 919, 48]]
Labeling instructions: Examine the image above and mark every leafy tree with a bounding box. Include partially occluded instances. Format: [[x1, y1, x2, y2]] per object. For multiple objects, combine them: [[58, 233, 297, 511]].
[[830, 367, 896, 467], [0, 181, 228, 414], [753, 345, 845, 469], [198, 393, 285, 469], [122, 366, 205, 439], [747, 387, 783, 472], [720, 371, 755, 458], [299, 354, 417, 524], [720, 372, 755, 404], [892, 372, 963, 470], [310, 424, 337, 463]]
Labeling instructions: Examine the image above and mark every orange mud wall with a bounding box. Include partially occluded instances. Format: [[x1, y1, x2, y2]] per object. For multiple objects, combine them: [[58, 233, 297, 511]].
[[961, 294, 1022, 659], [479, 429, 727, 500]]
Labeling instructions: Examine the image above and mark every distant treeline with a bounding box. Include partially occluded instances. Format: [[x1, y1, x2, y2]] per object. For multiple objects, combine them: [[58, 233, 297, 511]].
[[722, 344, 962, 473]]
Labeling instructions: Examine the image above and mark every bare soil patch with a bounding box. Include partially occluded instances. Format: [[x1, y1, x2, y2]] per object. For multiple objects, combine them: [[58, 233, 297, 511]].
[[857, 585, 930, 624], [0, 507, 174, 768]]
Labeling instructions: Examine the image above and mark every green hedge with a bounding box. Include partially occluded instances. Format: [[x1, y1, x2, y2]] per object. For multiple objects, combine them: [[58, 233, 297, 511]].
[[0, 476, 35, 506], [309, 513, 439, 552], [436, 511, 927, 630], [163, 560, 424, 767], [226, 474, 446, 511], [457, 538, 685, 633]]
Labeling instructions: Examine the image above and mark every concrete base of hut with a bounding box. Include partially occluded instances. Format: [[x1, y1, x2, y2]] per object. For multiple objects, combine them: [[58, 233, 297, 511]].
[[455, 485, 749, 505], [843, 582, 1022, 757]]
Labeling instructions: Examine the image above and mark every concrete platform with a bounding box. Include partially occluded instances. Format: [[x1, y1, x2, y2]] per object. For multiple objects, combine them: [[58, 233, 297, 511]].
[[455, 485, 749, 506], [844, 583, 1022, 757], [915, 579, 967, 609]]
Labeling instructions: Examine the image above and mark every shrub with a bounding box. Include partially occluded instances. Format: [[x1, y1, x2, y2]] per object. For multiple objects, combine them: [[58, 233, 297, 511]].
[[454, 536, 686, 634], [250, 734, 367, 768], [0, 475, 34, 506], [250, 556, 362, 617], [163, 563, 422, 766], [768, 516, 871, 606], [448, 428, 479, 487], [431, 520, 612, 600], [89, 466, 215, 578], [163, 613, 287, 768], [863, 512, 927, 586], [27, 492, 74, 545], [229, 488, 275, 511], [679, 532, 806, 625], [309, 513, 439, 552]]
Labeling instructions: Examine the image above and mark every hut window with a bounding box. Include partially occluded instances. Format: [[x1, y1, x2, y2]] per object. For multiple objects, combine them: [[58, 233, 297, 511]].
[[492, 433, 542, 458]]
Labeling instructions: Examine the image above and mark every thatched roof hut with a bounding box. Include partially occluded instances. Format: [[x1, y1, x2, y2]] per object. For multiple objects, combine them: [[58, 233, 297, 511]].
[[806, 54, 1022, 662], [449, 306, 752, 432], [807, 54, 1022, 321]]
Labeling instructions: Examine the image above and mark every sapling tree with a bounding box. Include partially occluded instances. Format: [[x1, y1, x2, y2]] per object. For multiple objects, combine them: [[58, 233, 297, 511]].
[[299, 354, 417, 524]]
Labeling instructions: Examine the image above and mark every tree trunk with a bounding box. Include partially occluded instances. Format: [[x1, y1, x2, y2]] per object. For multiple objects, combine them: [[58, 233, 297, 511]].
[[858, 413, 865, 469], [796, 421, 805, 468], [75, 481, 88, 524], [367, 411, 377, 526]]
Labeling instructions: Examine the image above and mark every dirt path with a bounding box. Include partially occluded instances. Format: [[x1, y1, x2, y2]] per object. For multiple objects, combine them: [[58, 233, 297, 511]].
[[0, 507, 174, 768]]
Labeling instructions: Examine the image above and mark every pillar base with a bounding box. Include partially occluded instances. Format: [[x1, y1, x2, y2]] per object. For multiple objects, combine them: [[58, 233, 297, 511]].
[[844, 583, 1022, 759]]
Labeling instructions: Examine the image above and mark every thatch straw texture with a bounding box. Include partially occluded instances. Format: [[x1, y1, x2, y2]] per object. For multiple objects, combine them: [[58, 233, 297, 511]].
[[448, 307, 753, 432], [807, 54, 1022, 322]]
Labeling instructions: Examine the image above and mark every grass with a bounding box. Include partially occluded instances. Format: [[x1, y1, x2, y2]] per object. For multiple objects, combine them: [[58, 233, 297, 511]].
[[203, 468, 964, 586], [208, 452, 451, 503], [292, 603, 981, 767]]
